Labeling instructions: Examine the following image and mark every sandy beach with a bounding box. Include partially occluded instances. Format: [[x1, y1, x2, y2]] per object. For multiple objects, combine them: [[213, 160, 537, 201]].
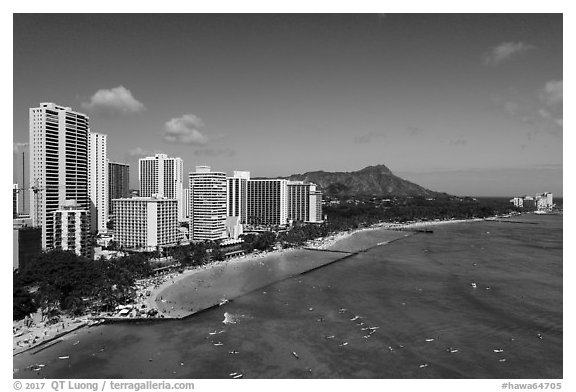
[[147, 218, 485, 319]]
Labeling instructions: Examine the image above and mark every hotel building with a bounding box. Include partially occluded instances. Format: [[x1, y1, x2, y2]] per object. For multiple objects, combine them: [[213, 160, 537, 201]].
[[247, 179, 288, 226], [88, 132, 108, 233], [29, 103, 90, 251], [139, 154, 184, 221], [287, 181, 323, 223], [227, 171, 250, 224], [108, 161, 130, 214], [52, 200, 90, 257], [189, 166, 227, 241], [112, 196, 179, 251]]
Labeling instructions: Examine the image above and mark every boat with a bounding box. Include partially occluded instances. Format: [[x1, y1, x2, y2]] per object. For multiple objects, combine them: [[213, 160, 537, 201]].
[[362, 335, 370, 339], [419, 364, 428, 368], [292, 351, 299, 359], [213, 342, 223, 346], [350, 316, 360, 321], [229, 372, 238, 376], [218, 298, 229, 306], [449, 349, 459, 353], [493, 349, 504, 353], [232, 374, 243, 379], [499, 358, 507, 362], [58, 356, 69, 360], [338, 342, 348, 347], [471, 283, 477, 288], [325, 335, 335, 339], [208, 331, 218, 335], [425, 338, 435, 342]]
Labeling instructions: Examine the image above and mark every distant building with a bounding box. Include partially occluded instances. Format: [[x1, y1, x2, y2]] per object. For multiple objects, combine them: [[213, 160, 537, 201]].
[[13, 219, 41, 271], [227, 171, 250, 224], [189, 166, 227, 241], [88, 132, 108, 233], [287, 181, 323, 223], [13, 184, 19, 218], [30, 103, 90, 251], [522, 196, 536, 209], [225, 216, 244, 240], [510, 197, 524, 208], [108, 161, 130, 214], [139, 154, 184, 221], [247, 179, 288, 226], [113, 196, 179, 251], [52, 200, 90, 258], [535, 192, 554, 211]]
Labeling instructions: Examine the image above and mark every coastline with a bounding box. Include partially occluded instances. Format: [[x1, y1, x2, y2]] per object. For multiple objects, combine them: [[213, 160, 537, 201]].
[[12, 216, 486, 355], [144, 217, 486, 319]]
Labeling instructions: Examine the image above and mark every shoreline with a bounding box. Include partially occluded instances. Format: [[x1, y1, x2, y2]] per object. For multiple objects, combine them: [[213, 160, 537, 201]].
[[12, 215, 490, 354], [144, 216, 487, 319]]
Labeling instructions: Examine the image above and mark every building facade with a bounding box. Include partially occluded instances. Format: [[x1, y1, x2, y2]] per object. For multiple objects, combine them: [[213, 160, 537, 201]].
[[189, 166, 227, 241], [88, 132, 108, 233], [29, 103, 90, 251], [227, 171, 250, 224], [139, 154, 184, 221], [113, 196, 179, 251], [108, 161, 130, 214], [247, 179, 288, 226], [52, 200, 90, 257], [287, 181, 323, 223], [13, 184, 19, 218]]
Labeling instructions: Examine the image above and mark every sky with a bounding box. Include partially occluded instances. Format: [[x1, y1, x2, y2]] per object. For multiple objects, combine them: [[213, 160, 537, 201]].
[[12, 13, 563, 197]]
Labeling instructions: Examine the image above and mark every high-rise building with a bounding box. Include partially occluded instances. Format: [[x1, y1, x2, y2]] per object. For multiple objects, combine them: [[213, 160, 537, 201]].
[[13, 184, 19, 218], [287, 181, 323, 223], [113, 196, 179, 251], [108, 161, 130, 213], [139, 154, 184, 221], [88, 132, 108, 233], [189, 166, 227, 241], [52, 200, 90, 257], [227, 171, 250, 224], [30, 103, 90, 251], [183, 188, 190, 219], [247, 179, 288, 226]]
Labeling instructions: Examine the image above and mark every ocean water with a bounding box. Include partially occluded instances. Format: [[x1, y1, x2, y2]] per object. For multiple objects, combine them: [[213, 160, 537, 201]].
[[14, 214, 562, 379]]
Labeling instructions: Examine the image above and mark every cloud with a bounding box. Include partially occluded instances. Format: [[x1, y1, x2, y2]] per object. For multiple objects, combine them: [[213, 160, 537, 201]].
[[354, 132, 386, 144], [483, 42, 535, 66], [407, 126, 424, 136], [450, 139, 468, 146], [163, 114, 209, 145], [82, 86, 145, 113], [538, 80, 562, 128], [13, 142, 28, 154], [193, 148, 236, 157], [127, 147, 160, 158]]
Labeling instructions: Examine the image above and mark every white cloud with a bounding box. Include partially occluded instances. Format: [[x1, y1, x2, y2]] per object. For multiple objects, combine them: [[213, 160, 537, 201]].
[[163, 114, 209, 145], [128, 147, 159, 158], [483, 42, 535, 66], [82, 86, 145, 113], [539, 80, 562, 128]]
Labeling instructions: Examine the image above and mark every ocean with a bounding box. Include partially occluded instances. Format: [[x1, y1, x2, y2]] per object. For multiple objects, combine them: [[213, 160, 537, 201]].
[[14, 213, 562, 379]]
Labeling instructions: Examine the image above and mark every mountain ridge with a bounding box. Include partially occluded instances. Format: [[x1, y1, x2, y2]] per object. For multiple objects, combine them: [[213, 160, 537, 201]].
[[259, 164, 446, 198]]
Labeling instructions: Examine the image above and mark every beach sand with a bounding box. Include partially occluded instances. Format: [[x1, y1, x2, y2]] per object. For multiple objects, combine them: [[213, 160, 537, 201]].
[[150, 219, 480, 319]]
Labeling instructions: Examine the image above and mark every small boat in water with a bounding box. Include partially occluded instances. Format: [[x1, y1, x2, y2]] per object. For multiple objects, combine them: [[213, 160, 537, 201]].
[[425, 338, 435, 342], [218, 298, 229, 306], [350, 316, 360, 321], [471, 283, 477, 288], [325, 335, 335, 339], [292, 351, 299, 359], [213, 342, 224, 346], [493, 349, 504, 353], [58, 356, 69, 360], [338, 342, 349, 347], [419, 364, 428, 368], [232, 374, 243, 379]]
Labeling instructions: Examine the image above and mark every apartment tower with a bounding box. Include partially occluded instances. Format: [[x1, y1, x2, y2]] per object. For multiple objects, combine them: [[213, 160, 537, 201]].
[[88, 131, 108, 233], [29, 103, 90, 251], [247, 179, 288, 226], [189, 166, 227, 241], [108, 161, 130, 213], [227, 171, 250, 224], [139, 154, 184, 221]]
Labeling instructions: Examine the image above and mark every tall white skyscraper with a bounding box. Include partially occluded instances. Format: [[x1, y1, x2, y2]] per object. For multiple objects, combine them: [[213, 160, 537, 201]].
[[139, 154, 184, 220], [30, 103, 90, 251], [227, 171, 250, 224], [287, 181, 323, 223], [189, 166, 227, 241], [88, 131, 108, 233]]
